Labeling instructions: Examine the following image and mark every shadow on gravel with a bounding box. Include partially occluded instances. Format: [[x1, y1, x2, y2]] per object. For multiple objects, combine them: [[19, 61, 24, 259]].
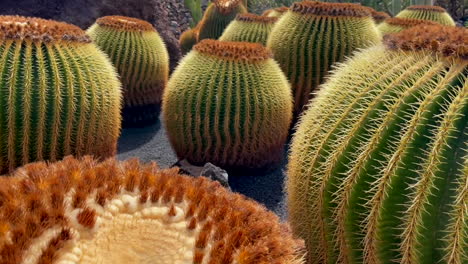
[[117, 119, 162, 154]]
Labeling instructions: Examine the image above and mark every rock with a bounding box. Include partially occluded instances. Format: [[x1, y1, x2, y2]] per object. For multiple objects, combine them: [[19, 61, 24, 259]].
[[0, 0, 192, 71], [172, 159, 230, 189]]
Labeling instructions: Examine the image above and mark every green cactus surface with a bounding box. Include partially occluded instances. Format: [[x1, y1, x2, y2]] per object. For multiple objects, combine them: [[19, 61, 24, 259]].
[[267, 1, 381, 116], [287, 25, 468, 264], [396, 5, 456, 26], [262, 7, 289, 18], [219, 13, 278, 45], [180, 27, 198, 54], [378, 17, 437, 35], [87, 16, 169, 126], [163, 39, 293, 169], [0, 16, 122, 174], [197, 0, 248, 41]]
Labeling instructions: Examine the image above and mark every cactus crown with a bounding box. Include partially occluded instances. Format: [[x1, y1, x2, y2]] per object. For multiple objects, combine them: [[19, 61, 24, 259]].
[[384, 25, 468, 60], [0, 15, 90, 43], [213, 0, 243, 14], [406, 5, 447, 12], [96, 15, 155, 32], [370, 10, 390, 23], [291, 1, 371, 17], [194, 39, 272, 62], [236, 13, 278, 23], [384, 17, 438, 27], [262, 7, 289, 16]]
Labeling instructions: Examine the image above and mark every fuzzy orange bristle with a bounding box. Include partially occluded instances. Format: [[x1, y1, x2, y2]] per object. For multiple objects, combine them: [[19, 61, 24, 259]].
[[96, 16, 155, 32], [193, 39, 273, 62], [76, 208, 96, 228], [291, 1, 371, 17]]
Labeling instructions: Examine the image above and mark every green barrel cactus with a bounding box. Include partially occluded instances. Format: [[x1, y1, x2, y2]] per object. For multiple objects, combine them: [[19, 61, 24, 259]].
[[219, 13, 278, 45], [267, 1, 381, 116], [378, 17, 437, 35], [163, 39, 293, 169], [262, 7, 289, 18], [180, 27, 198, 54], [396, 5, 455, 26], [287, 25, 468, 264], [197, 0, 247, 41], [87, 16, 169, 126], [0, 16, 122, 174]]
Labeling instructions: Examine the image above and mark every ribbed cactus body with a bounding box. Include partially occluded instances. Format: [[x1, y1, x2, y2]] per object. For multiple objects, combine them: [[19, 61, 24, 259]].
[[197, 0, 247, 41], [396, 5, 455, 26], [180, 27, 198, 54], [219, 13, 277, 45], [267, 1, 381, 116], [87, 16, 169, 126], [163, 40, 292, 169], [287, 25, 468, 264], [0, 16, 122, 174], [378, 17, 437, 35]]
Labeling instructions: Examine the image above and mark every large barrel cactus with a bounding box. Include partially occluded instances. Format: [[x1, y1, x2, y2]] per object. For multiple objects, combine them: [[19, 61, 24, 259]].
[[87, 16, 169, 126], [219, 13, 278, 45], [0, 156, 305, 263], [287, 25, 467, 264], [163, 39, 293, 169], [378, 17, 437, 35], [0, 16, 121, 174], [197, 0, 247, 41], [267, 1, 381, 116], [396, 5, 455, 26]]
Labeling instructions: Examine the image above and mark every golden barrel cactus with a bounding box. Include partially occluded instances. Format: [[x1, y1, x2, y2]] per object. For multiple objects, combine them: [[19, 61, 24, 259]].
[[179, 27, 199, 54], [378, 17, 438, 35], [396, 5, 455, 26], [287, 25, 468, 264], [0, 16, 122, 174], [219, 13, 278, 45], [87, 16, 169, 126], [0, 156, 305, 264]]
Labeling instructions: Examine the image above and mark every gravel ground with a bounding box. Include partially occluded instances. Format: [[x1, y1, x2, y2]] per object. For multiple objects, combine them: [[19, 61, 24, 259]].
[[117, 114, 289, 220]]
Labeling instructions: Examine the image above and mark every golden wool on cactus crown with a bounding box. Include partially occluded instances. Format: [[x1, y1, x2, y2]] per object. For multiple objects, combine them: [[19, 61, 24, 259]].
[[396, 5, 456, 26], [378, 17, 438, 34], [0, 156, 305, 264], [0, 15, 122, 174]]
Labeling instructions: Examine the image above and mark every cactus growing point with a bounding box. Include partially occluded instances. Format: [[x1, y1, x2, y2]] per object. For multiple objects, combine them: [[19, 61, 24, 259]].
[[396, 5, 456, 26]]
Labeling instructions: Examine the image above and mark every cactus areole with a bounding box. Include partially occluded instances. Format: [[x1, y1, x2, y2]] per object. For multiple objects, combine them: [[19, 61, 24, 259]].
[[378, 17, 438, 35], [0, 16, 122, 174], [87, 16, 169, 127], [287, 25, 468, 264], [396, 5, 456, 26], [0, 156, 304, 264]]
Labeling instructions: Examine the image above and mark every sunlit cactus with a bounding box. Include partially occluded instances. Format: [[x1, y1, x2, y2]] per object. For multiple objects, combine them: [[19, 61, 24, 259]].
[[0, 156, 305, 263], [219, 13, 278, 45], [0, 16, 122, 174], [180, 27, 198, 54], [163, 39, 293, 169], [396, 5, 455, 26], [267, 1, 381, 116], [262, 7, 289, 18], [378, 17, 437, 35], [87, 16, 169, 126], [197, 0, 248, 41], [287, 25, 468, 264]]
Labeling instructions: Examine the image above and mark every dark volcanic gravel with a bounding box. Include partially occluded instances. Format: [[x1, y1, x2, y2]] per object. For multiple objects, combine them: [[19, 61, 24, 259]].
[[117, 114, 289, 220]]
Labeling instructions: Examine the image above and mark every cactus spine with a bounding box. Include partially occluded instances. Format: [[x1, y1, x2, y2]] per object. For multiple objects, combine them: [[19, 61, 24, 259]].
[[163, 40, 293, 169], [378, 17, 437, 35], [219, 13, 278, 45], [287, 25, 468, 264], [0, 16, 122, 174], [396, 5, 456, 26], [87, 16, 169, 126], [197, 0, 247, 41], [267, 1, 381, 116]]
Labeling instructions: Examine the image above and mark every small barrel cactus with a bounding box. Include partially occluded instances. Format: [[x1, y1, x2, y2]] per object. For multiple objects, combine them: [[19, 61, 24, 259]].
[[87, 16, 169, 126], [180, 27, 198, 54], [262, 7, 289, 18], [197, 0, 247, 41], [378, 17, 437, 35], [396, 5, 455, 26], [163, 39, 293, 169], [287, 25, 467, 264], [267, 1, 381, 116], [219, 13, 278, 45], [0, 156, 305, 263], [0, 16, 121, 174]]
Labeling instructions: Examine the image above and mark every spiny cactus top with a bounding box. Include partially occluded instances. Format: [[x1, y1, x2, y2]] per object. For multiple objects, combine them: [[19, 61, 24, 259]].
[[288, 25, 467, 264], [163, 39, 293, 169], [219, 13, 278, 45], [197, 0, 247, 41], [0, 16, 122, 174], [87, 16, 169, 127], [396, 5, 455, 26], [262, 7, 289, 18], [367, 8, 390, 24], [179, 27, 198, 54], [267, 0, 381, 116], [0, 156, 305, 264], [378, 17, 438, 35]]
